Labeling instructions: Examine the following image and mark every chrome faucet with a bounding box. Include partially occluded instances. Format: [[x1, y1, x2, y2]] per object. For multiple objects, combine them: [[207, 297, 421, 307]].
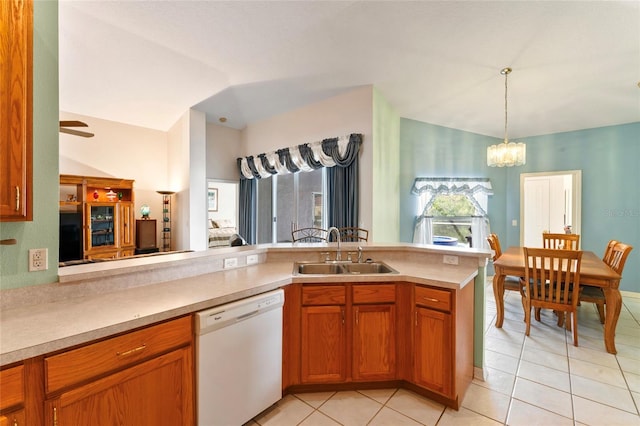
[[327, 226, 341, 261]]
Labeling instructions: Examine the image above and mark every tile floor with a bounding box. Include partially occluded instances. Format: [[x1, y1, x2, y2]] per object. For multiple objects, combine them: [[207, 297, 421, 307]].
[[249, 279, 640, 425]]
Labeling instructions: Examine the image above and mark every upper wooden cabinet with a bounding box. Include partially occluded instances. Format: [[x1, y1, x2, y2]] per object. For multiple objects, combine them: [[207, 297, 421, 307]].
[[0, 0, 33, 221]]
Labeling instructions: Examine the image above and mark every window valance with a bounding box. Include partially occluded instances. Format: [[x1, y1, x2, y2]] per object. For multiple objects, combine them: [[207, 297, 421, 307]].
[[237, 133, 362, 180], [412, 177, 493, 217]]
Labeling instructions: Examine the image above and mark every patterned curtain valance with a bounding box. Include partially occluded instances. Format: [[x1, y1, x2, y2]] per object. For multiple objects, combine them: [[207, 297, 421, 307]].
[[412, 177, 493, 217], [237, 133, 362, 180]]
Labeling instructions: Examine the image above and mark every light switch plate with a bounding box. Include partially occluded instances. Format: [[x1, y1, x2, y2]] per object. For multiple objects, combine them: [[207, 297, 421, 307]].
[[246, 254, 258, 265]]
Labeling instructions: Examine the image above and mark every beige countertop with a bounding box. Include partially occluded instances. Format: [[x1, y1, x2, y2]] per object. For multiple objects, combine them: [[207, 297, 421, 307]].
[[0, 244, 488, 366]]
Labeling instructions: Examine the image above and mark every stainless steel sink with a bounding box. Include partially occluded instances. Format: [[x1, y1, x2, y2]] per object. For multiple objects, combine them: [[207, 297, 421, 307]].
[[294, 261, 398, 275]]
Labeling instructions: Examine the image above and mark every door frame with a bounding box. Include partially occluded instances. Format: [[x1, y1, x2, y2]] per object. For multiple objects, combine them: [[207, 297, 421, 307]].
[[519, 170, 582, 246]]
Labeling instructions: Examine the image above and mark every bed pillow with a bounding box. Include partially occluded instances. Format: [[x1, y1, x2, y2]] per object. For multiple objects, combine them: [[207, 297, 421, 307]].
[[212, 219, 235, 229]]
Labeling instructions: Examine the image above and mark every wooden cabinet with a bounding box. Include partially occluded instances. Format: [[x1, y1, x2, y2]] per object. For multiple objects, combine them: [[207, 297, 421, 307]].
[[60, 175, 135, 260], [300, 285, 346, 384], [352, 284, 396, 381], [0, 0, 33, 221], [0, 364, 25, 426], [284, 280, 474, 409], [44, 316, 194, 425], [413, 283, 474, 408]]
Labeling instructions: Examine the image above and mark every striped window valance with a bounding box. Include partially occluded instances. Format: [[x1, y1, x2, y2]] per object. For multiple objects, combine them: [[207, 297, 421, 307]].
[[237, 133, 362, 179]]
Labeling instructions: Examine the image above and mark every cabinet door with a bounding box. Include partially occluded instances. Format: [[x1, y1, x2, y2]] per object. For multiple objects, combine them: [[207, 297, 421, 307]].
[[353, 304, 396, 381], [414, 307, 452, 397], [301, 306, 346, 383], [0, 0, 32, 221], [85, 203, 116, 253], [0, 410, 25, 426], [46, 347, 193, 426], [119, 202, 135, 249]]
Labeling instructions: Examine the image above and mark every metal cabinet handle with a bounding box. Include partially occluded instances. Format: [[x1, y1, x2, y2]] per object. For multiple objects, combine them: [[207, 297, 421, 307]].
[[423, 296, 439, 303], [116, 344, 146, 357], [53, 407, 57, 426], [15, 186, 20, 211], [355, 307, 359, 325]]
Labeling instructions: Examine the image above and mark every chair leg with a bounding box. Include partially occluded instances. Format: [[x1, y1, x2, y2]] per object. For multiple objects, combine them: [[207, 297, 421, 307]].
[[572, 311, 579, 347], [524, 303, 531, 337], [556, 310, 564, 327], [535, 307, 541, 322], [595, 302, 605, 324]]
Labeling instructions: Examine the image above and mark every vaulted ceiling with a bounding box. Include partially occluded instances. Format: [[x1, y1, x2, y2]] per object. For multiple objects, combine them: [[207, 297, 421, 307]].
[[59, 1, 639, 139]]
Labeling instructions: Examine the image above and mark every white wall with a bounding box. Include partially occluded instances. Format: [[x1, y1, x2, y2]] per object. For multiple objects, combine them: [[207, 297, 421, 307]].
[[206, 123, 242, 181], [59, 112, 169, 246], [240, 86, 374, 232]]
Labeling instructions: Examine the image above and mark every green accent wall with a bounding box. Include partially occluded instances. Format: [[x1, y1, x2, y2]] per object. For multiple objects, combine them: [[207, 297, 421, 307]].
[[372, 89, 400, 242], [0, 0, 59, 289]]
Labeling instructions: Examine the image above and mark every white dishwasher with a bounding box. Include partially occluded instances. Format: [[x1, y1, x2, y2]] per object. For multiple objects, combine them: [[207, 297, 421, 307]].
[[196, 289, 284, 426]]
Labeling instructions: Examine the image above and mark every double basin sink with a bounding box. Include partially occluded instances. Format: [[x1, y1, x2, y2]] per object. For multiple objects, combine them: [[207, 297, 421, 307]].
[[294, 261, 398, 275]]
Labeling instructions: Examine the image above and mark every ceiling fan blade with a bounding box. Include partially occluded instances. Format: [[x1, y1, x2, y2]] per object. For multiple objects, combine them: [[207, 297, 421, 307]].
[[59, 120, 88, 128], [60, 127, 94, 138]]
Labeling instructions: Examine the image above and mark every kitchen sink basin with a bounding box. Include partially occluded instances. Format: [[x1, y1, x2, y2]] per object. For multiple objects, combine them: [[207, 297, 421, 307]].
[[294, 261, 398, 275]]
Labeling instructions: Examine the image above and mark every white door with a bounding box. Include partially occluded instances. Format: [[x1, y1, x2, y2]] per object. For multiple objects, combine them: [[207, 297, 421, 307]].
[[521, 171, 582, 247]]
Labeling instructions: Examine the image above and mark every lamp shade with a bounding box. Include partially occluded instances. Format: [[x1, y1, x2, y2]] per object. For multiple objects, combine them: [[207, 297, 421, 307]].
[[487, 141, 526, 167]]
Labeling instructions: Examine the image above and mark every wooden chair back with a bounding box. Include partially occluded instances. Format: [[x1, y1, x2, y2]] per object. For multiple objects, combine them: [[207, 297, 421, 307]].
[[522, 247, 583, 345], [291, 227, 328, 243], [542, 233, 580, 250], [602, 239, 618, 263], [486, 233, 503, 261], [338, 227, 369, 242], [606, 242, 633, 274]]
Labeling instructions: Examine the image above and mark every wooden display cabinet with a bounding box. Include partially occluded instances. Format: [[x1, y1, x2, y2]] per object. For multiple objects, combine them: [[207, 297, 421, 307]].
[[0, 0, 33, 222], [59, 175, 135, 260]]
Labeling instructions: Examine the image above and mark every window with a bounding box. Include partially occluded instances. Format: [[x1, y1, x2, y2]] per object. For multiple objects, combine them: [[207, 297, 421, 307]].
[[412, 178, 492, 249], [256, 168, 325, 243]]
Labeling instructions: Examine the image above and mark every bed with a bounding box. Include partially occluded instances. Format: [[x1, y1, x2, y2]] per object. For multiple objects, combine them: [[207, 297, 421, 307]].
[[208, 219, 238, 248]]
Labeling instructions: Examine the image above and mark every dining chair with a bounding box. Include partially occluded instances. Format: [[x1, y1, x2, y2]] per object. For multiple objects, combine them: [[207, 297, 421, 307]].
[[579, 241, 633, 324], [542, 232, 580, 250], [338, 227, 369, 242], [487, 233, 526, 300], [522, 247, 583, 346], [291, 227, 328, 243]]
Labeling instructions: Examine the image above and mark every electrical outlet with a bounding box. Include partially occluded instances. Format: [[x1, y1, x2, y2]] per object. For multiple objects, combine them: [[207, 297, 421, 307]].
[[246, 254, 258, 265], [223, 257, 238, 268], [29, 248, 48, 272], [443, 255, 459, 265]]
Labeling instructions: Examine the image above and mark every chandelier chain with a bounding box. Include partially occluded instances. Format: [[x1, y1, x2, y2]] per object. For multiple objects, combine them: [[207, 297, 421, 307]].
[[504, 69, 509, 143]]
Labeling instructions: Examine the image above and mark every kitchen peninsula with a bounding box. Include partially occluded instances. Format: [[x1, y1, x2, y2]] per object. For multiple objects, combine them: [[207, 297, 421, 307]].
[[0, 243, 489, 423]]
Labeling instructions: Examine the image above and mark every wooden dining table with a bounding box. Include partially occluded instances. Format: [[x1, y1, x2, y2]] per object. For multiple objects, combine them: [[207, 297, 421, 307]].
[[492, 247, 622, 354]]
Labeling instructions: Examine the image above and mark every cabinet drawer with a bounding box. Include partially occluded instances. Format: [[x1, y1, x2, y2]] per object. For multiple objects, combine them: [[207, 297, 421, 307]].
[[45, 316, 192, 393], [415, 286, 451, 312], [0, 365, 24, 410], [302, 285, 346, 305], [353, 284, 396, 304]]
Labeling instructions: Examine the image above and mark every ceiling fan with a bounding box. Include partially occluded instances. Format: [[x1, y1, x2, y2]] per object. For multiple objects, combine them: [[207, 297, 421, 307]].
[[59, 120, 94, 138]]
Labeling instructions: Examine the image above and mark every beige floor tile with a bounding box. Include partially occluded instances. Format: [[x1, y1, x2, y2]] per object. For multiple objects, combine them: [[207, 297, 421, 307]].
[[461, 382, 510, 423], [615, 331, 640, 349], [385, 388, 444, 425], [485, 326, 526, 346], [299, 411, 342, 426], [572, 395, 640, 426], [614, 322, 640, 338], [368, 406, 423, 426], [484, 349, 520, 375], [512, 377, 573, 418], [616, 342, 640, 361], [436, 406, 502, 426], [254, 394, 314, 426], [318, 390, 382, 426], [472, 366, 516, 396], [520, 346, 569, 373], [506, 399, 573, 426], [522, 334, 568, 357], [567, 344, 619, 369], [569, 357, 628, 388], [485, 336, 523, 358], [295, 391, 336, 408], [624, 371, 640, 394], [619, 355, 640, 375], [570, 375, 637, 414], [357, 388, 396, 405], [516, 359, 570, 392], [632, 391, 640, 408]]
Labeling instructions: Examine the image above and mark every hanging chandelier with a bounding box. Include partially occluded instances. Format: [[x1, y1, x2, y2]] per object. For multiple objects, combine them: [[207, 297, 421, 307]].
[[487, 67, 526, 167]]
